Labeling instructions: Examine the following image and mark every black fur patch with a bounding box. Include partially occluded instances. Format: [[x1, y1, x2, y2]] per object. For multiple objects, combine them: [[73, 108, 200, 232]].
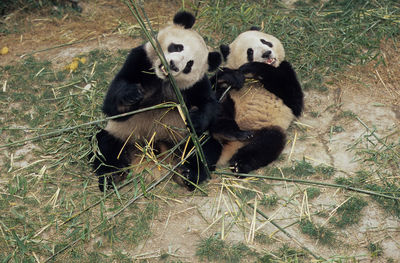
[[168, 43, 184, 53], [220, 45, 230, 61], [262, 51, 271, 58], [250, 26, 260, 31], [93, 129, 132, 191], [260, 39, 273, 47], [247, 48, 254, 62], [208, 52, 222, 72], [169, 60, 179, 72], [173, 11, 195, 29], [183, 60, 194, 74]]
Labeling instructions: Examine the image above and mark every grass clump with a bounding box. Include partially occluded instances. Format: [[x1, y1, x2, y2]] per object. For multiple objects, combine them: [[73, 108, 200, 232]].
[[299, 219, 334, 245], [260, 194, 279, 207], [293, 159, 316, 177], [256, 244, 311, 262], [306, 187, 321, 199], [364, 184, 400, 218], [316, 165, 335, 178], [196, 236, 254, 263], [276, 244, 309, 263], [329, 196, 368, 228], [367, 242, 383, 258]]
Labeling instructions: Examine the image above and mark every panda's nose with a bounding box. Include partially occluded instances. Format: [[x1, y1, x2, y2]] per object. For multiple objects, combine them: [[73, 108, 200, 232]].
[[169, 60, 179, 72], [262, 51, 272, 58]]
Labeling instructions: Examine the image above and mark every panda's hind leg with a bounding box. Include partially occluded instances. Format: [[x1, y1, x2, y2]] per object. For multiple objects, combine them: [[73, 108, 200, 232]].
[[92, 129, 132, 191], [229, 126, 286, 174]]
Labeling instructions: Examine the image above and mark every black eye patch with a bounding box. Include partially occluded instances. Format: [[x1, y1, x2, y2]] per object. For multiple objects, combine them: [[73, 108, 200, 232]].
[[183, 60, 194, 74], [247, 48, 254, 62], [260, 39, 273, 48], [167, 43, 184, 53]]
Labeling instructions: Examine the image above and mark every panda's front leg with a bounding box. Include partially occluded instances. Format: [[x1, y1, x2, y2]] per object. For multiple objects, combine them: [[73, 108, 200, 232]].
[[239, 62, 276, 80], [102, 80, 144, 120], [212, 67, 245, 93]]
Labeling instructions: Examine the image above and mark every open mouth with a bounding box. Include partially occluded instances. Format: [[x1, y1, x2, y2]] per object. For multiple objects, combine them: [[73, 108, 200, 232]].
[[266, 57, 276, 65]]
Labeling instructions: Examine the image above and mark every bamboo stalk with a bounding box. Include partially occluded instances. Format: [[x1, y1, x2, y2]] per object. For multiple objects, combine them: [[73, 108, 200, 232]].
[[215, 171, 400, 201]]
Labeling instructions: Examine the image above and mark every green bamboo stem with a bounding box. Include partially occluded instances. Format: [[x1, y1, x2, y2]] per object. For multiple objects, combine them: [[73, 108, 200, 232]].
[[124, 0, 211, 179], [0, 103, 177, 149], [215, 171, 400, 201]]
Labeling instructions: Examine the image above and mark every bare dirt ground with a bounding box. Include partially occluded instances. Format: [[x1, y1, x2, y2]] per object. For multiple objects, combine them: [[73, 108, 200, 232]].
[[1, 0, 399, 262]]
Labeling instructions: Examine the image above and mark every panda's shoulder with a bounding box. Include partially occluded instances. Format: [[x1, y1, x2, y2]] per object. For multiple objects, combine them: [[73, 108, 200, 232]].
[[125, 44, 152, 67]]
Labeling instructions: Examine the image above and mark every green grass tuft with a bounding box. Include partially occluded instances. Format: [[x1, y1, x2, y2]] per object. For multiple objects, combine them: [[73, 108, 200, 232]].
[[293, 159, 316, 177], [329, 196, 368, 228], [196, 236, 254, 263], [299, 219, 334, 245], [367, 242, 384, 258], [306, 187, 321, 199]]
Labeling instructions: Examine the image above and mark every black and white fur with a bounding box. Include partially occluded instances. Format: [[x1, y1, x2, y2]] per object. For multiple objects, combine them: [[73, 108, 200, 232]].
[[209, 29, 304, 174], [92, 11, 221, 191]]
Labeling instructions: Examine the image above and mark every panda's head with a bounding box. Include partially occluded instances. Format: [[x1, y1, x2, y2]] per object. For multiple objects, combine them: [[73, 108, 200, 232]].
[[220, 28, 285, 70], [146, 11, 221, 89]]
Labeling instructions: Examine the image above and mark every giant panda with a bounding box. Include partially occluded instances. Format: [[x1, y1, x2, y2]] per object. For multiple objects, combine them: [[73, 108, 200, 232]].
[[209, 28, 304, 174], [92, 11, 222, 191]]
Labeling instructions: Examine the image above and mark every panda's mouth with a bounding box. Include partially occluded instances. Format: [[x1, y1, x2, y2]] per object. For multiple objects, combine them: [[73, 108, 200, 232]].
[[160, 65, 169, 76], [159, 64, 180, 77], [266, 57, 276, 65]]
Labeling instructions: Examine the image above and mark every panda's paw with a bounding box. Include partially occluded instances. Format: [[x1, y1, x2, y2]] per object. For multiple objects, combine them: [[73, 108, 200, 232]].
[[177, 167, 197, 191], [230, 158, 252, 176], [217, 68, 245, 89], [119, 85, 144, 107]]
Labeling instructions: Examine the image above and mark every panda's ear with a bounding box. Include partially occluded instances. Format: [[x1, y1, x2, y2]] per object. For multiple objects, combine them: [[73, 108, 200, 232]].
[[250, 26, 260, 31], [173, 11, 195, 29], [220, 45, 230, 61], [207, 52, 222, 72]]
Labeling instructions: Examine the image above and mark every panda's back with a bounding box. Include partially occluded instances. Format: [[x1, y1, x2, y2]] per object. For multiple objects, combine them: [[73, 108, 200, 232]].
[[230, 81, 294, 131]]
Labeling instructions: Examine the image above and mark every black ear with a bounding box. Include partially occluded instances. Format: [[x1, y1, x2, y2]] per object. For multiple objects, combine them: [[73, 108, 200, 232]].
[[250, 26, 260, 31], [208, 52, 222, 72], [173, 11, 195, 29], [220, 45, 230, 61]]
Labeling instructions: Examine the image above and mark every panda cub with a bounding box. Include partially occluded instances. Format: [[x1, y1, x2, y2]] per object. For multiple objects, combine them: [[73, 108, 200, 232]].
[[93, 11, 221, 191], [210, 28, 304, 174]]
